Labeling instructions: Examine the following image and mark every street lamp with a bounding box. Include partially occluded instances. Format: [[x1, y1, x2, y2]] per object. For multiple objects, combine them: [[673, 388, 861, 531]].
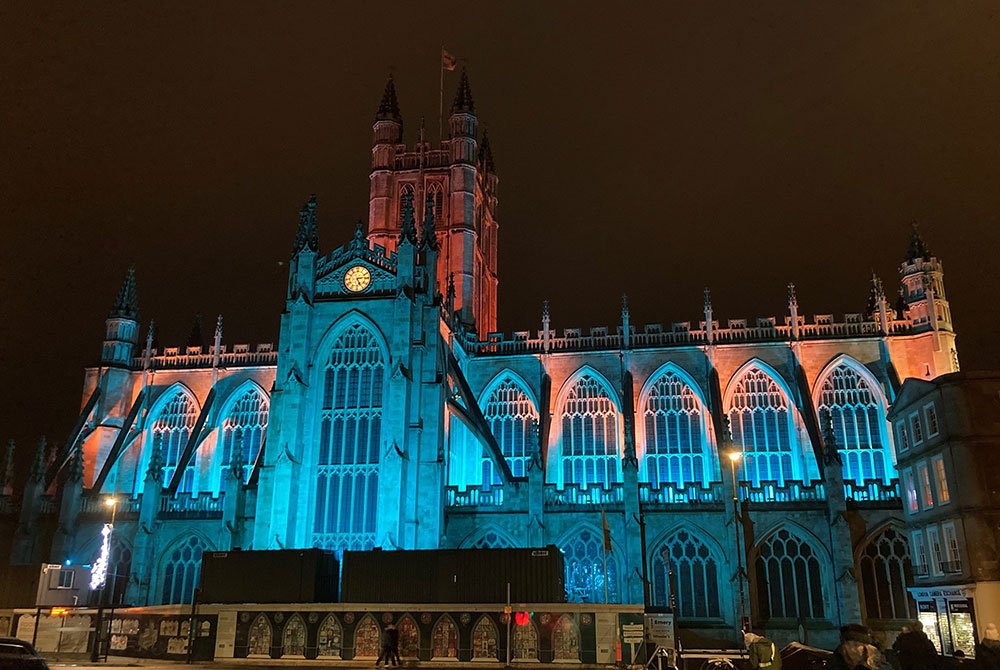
[[90, 497, 118, 661], [726, 450, 748, 642]]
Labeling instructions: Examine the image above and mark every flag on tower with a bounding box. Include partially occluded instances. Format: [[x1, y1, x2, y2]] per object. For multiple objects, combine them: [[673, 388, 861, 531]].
[[442, 48, 458, 71], [601, 509, 613, 553]]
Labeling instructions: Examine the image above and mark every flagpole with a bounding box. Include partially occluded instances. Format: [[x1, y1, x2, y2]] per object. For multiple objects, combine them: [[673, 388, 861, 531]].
[[439, 46, 445, 142]]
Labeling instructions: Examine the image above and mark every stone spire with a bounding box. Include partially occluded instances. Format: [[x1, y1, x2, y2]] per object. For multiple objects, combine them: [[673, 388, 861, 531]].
[[703, 287, 714, 344], [866, 272, 884, 315], [420, 193, 439, 252], [109, 266, 139, 320], [399, 188, 417, 244], [293, 194, 319, 254], [375, 74, 402, 123], [621, 294, 631, 349], [451, 68, 475, 115], [905, 221, 932, 262], [2, 439, 14, 496], [479, 130, 496, 173]]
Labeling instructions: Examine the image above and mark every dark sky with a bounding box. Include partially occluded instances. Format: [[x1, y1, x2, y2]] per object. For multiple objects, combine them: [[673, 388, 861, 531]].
[[3, 2, 1000, 472]]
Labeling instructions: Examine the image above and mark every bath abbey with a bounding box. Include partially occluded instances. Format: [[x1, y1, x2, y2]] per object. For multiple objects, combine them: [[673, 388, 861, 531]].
[[1, 72, 960, 646]]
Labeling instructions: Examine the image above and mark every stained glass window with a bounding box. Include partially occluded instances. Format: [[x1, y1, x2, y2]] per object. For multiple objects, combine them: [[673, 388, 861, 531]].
[[642, 370, 713, 487], [562, 527, 619, 603], [728, 366, 810, 485], [651, 529, 721, 619], [247, 614, 272, 657], [313, 324, 385, 552], [471, 616, 499, 660], [560, 374, 621, 487], [150, 390, 198, 493], [754, 529, 826, 621], [316, 614, 342, 659], [859, 527, 916, 621], [281, 615, 306, 658], [512, 620, 538, 660], [353, 614, 380, 659], [552, 615, 580, 661], [160, 535, 208, 604], [431, 616, 459, 659], [817, 364, 893, 483], [219, 387, 268, 490], [398, 614, 420, 659]]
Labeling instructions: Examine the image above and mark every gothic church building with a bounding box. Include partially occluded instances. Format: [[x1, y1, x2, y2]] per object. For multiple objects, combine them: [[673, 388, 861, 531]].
[[4, 72, 961, 647]]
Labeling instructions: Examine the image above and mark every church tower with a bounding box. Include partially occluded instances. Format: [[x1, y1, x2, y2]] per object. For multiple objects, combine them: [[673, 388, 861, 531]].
[[101, 266, 139, 366], [366, 71, 499, 336]]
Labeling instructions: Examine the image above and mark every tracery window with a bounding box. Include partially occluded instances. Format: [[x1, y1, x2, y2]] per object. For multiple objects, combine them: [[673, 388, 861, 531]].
[[316, 614, 342, 659], [552, 615, 581, 661], [247, 614, 273, 657], [471, 616, 499, 660], [398, 184, 415, 227], [754, 529, 826, 621], [859, 527, 917, 621], [219, 388, 268, 490], [727, 367, 804, 485], [313, 324, 384, 552], [483, 378, 538, 482], [427, 183, 444, 221], [161, 535, 208, 604], [643, 370, 713, 487], [560, 374, 621, 488], [281, 614, 306, 658], [468, 530, 515, 549], [562, 527, 619, 603], [431, 615, 459, 659], [817, 364, 892, 483], [651, 529, 721, 619], [150, 390, 198, 493]]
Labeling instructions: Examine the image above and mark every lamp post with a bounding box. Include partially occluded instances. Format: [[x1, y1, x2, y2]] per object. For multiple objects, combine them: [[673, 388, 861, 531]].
[[90, 496, 118, 662], [726, 451, 747, 642]]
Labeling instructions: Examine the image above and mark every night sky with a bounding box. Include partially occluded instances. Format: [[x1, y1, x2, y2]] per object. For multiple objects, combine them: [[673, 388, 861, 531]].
[[3, 2, 1000, 476]]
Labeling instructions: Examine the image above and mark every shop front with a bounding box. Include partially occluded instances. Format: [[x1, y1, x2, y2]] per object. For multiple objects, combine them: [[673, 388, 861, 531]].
[[910, 582, 1000, 657]]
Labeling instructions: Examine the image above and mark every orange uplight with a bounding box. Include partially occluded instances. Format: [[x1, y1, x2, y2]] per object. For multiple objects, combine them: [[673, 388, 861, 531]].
[[51, 607, 70, 616]]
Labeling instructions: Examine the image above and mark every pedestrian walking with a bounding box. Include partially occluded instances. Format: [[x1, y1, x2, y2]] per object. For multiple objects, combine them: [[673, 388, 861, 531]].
[[829, 624, 887, 670], [892, 621, 938, 670], [376, 623, 400, 667], [976, 624, 1000, 670], [746, 631, 782, 670]]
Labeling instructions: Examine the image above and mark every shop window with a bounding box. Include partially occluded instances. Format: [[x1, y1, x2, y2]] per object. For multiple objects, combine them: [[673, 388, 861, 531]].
[[932, 456, 950, 504]]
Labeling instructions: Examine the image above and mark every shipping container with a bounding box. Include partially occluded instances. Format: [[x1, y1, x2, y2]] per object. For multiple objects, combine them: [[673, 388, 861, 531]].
[[341, 546, 565, 603], [199, 549, 338, 604]]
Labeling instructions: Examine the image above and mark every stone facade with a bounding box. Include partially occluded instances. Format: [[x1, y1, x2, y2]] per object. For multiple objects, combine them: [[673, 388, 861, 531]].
[[0, 72, 963, 650], [890, 372, 1000, 657]]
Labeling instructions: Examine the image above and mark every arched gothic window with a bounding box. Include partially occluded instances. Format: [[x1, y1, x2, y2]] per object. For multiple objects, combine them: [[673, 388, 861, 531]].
[[560, 374, 621, 488], [398, 184, 415, 227], [313, 324, 385, 552], [483, 378, 538, 481], [281, 614, 306, 658], [754, 529, 826, 621], [651, 529, 721, 619], [643, 371, 714, 487], [859, 527, 916, 621], [427, 183, 445, 221], [219, 387, 268, 490], [150, 390, 198, 493], [161, 535, 208, 604], [562, 527, 619, 603], [467, 529, 515, 549], [727, 367, 804, 485], [817, 364, 893, 483]]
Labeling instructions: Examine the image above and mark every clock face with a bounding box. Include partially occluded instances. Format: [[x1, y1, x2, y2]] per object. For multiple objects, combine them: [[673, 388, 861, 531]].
[[343, 265, 372, 292]]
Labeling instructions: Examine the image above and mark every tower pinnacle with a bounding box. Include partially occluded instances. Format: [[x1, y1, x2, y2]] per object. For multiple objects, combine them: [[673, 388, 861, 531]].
[[293, 195, 319, 254], [451, 68, 475, 115], [906, 221, 932, 261], [110, 266, 138, 320], [375, 75, 402, 123]]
